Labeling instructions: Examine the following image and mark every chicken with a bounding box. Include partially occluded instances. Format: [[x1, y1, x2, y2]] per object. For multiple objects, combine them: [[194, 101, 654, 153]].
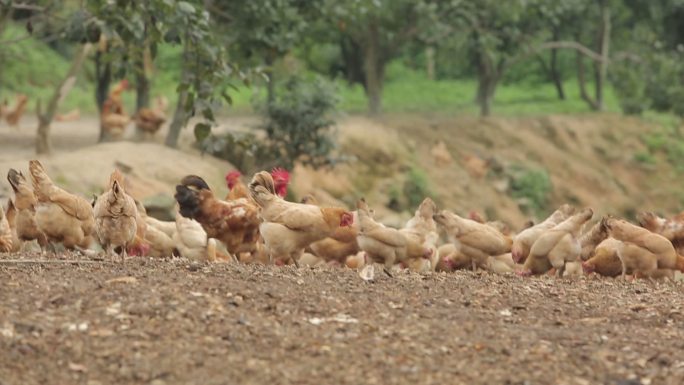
[[356, 199, 430, 275], [605, 218, 679, 279], [175, 175, 261, 257], [637, 211, 684, 253], [462, 154, 489, 178], [7, 169, 47, 251], [0, 202, 12, 252], [400, 197, 439, 270], [433, 209, 512, 271], [173, 213, 208, 261], [248, 171, 353, 265], [578, 217, 610, 261], [225, 168, 290, 202], [512, 204, 576, 263], [55, 108, 81, 122], [5, 200, 21, 252], [300, 194, 318, 205], [93, 170, 138, 261], [431, 140, 452, 166], [28, 160, 95, 251], [486, 254, 521, 274], [435, 243, 470, 272], [4, 94, 28, 127], [304, 195, 361, 264], [519, 208, 593, 277], [134, 95, 168, 137], [101, 79, 130, 139], [581, 237, 623, 277], [345, 251, 367, 269]]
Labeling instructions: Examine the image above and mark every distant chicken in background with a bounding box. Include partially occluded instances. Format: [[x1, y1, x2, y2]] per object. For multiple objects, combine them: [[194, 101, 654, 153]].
[[461, 153, 489, 179], [430, 140, 452, 166], [3, 94, 29, 127], [225, 168, 290, 201], [29, 160, 95, 251], [55, 108, 81, 122], [134, 95, 168, 138], [101, 79, 130, 139], [93, 169, 138, 261], [0, 202, 13, 252], [7, 169, 47, 251]]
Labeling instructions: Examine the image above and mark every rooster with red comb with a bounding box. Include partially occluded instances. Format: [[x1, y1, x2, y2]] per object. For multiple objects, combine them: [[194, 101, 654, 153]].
[[225, 168, 290, 201]]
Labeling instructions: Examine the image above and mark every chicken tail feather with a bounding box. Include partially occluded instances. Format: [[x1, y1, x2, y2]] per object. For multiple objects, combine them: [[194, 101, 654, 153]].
[[248, 171, 276, 206]]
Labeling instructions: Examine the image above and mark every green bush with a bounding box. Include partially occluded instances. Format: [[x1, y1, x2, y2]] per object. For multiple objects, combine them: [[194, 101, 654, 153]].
[[508, 165, 552, 216], [402, 166, 432, 210], [610, 62, 649, 115], [257, 75, 339, 169]]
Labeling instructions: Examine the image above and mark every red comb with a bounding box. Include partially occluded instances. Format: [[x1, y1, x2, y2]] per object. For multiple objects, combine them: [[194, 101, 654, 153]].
[[270, 167, 290, 183], [226, 170, 241, 180]]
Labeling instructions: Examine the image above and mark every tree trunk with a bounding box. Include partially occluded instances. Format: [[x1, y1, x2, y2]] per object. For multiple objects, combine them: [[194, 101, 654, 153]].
[[36, 44, 91, 154], [95, 49, 112, 142], [164, 89, 188, 148], [593, 2, 611, 111], [363, 19, 384, 116], [576, 38, 599, 110], [475, 50, 500, 117], [426, 46, 436, 81], [549, 47, 565, 100]]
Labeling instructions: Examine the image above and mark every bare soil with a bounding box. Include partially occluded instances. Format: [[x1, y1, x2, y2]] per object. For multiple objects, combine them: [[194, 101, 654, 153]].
[[2, 254, 684, 385]]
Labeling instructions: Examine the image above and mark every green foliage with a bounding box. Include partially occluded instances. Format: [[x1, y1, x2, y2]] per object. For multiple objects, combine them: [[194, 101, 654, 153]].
[[403, 166, 431, 210], [508, 165, 552, 216], [610, 61, 649, 115], [633, 151, 656, 165], [200, 76, 338, 172], [257, 76, 339, 169]]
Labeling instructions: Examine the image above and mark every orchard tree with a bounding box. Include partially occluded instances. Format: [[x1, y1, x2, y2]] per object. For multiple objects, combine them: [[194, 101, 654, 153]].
[[208, 0, 313, 104], [325, 0, 420, 115], [70, 0, 244, 147]]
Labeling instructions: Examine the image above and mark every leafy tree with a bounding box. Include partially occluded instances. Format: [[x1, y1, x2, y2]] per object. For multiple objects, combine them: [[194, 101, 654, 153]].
[[208, 0, 314, 104], [324, 0, 420, 115]]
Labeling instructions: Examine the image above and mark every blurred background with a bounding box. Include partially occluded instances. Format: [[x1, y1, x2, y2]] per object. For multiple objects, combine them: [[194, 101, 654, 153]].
[[1, 0, 684, 227]]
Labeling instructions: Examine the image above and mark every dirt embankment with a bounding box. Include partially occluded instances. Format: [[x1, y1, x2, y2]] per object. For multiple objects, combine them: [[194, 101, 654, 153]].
[[0, 113, 676, 227]]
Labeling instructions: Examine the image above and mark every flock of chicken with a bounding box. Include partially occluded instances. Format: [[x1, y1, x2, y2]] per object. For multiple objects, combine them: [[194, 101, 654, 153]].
[[0, 80, 167, 135], [1, 160, 684, 280]]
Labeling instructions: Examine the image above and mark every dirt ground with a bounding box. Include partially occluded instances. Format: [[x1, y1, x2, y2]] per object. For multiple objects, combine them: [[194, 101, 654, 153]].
[[2, 254, 684, 385]]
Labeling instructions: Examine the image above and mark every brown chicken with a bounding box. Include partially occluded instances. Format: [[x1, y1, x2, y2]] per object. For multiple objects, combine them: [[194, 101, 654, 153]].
[[248, 171, 353, 265], [173, 212, 208, 261], [0, 202, 12, 252], [29, 160, 95, 251], [435, 243, 471, 272], [512, 204, 576, 263], [4, 94, 28, 127], [93, 170, 138, 261], [605, 218, 679, 279], [357, 199, 430, 275], [5, 200, 21, 252], [176, 175, 261, 257], [582, 237, 623, 277], [519, 208, 593, 277], [578, 217, 610, 261], [55, 108, 81, 122], [304, 195, 361, 264], [134, 96, 168, 137], [101, 79, 130, 139], [433, 209, 512, 271], [7, 169, 48, 251], [637, 211, 684, 253]]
